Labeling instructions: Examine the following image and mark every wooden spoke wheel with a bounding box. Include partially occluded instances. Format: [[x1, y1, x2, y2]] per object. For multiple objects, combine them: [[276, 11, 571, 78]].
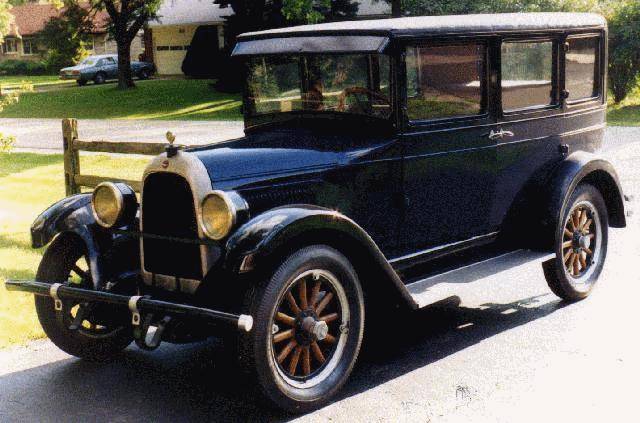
[[561, 202, 600, 280], [240, 245, 364, 412], [271, 269, 348, 385], [34, 235, 132, 360], [546, 184, 608, 302], [560, 200, 602, 283]]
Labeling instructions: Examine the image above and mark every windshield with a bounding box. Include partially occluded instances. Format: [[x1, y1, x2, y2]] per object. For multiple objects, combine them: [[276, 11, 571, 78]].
[[246, 54, 392, 125], [80, 58, 97, 66]]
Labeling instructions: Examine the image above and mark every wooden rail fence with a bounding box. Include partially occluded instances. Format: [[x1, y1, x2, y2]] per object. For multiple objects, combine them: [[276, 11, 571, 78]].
[[62, 118, 192, 195]]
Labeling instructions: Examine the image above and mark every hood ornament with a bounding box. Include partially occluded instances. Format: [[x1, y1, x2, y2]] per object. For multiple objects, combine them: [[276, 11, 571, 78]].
[[165, 131, 181, 158]]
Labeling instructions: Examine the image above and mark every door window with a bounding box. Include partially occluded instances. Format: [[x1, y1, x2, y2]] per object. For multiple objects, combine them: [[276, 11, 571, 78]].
[[405, 43, 486, 121], [501, 41, 555, 111], [566, 36, 599, 102]]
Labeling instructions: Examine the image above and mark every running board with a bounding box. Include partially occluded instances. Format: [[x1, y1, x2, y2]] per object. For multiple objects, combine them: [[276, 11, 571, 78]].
[[406, 249, 555, 308]]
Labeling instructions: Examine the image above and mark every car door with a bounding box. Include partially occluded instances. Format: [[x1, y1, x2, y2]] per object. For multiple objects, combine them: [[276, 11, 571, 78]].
[[398, 40, 499, 258], [103, 57, 118, 79]]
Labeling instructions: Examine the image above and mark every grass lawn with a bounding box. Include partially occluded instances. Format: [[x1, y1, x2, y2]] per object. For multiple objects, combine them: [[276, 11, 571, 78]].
[[0, 152, 149, 348], [608, 87, 640, 127], [0, 75, 74, 89], [0, 79, 243, 121]]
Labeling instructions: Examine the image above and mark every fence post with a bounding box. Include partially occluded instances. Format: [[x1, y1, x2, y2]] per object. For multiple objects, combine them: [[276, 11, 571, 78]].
[[62, 118, 80, 195]]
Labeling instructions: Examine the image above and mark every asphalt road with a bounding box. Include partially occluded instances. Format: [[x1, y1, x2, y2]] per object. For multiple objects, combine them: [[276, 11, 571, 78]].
[[0, 127, 638, 422]]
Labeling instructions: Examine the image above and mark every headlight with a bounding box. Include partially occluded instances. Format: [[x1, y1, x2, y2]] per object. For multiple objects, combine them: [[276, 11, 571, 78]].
[[201, 191, 237, 240], [91, 182, 137, 228]]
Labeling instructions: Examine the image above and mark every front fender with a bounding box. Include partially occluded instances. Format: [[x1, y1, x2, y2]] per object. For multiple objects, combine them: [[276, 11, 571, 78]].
[[30, 194, 134, 289], [224, 205, 417, 309], [545, 151, 627, 231]]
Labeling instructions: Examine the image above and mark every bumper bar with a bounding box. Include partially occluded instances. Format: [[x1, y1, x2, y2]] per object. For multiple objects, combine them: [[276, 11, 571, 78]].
[[5, 280, 253, 333]]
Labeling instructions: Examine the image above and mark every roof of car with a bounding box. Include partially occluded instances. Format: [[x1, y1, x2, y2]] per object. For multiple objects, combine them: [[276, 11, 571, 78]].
[[238, 12, 606, 40]]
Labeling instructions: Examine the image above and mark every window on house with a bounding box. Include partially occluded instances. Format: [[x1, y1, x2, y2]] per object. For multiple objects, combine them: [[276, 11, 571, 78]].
[[3, 38, 18, 54], [86, 36, 95, 52], [405, 43, 486, 121], [22, 38, 36, 55], [566, 36, 599, 102], [157, 46, 170, 51], [501, 41, 555, 111]]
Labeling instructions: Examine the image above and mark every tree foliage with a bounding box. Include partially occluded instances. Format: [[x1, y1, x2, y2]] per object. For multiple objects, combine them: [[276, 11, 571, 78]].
[[607, 0, 640, 103], [39, 1, 94, 71]]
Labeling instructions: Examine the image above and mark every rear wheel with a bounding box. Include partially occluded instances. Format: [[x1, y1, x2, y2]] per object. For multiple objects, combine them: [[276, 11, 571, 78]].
[[239, 245, 364, 413], [138, 69, 150, 80], [93, 72, 106, 85], [34, 235, 132, 360], [76, 79, 87, 86], [546, 183, 608, 301]]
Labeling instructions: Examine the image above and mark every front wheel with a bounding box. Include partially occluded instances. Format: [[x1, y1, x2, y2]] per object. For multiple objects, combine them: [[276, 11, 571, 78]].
[[34, 235, 132, 360], [93, 72, 106, 85], [546, 183, 608, 301], [138, 69, 150, 80], [239, 245, 364, 413]]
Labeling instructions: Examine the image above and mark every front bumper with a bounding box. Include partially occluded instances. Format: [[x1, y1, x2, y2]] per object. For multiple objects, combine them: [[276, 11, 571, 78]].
[[59, 73, 81, 80], [5, 280, 253, 333]]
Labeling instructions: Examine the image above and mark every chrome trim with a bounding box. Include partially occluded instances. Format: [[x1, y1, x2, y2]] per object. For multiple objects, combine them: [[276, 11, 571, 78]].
[[389, 232, 499, 265], [91, 182, 124, 228], [237, 314, 254, 332], [140, 150, 215, 291]]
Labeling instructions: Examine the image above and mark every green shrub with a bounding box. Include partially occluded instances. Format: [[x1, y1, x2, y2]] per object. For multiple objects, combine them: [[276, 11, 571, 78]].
[[607, 1, 640, 103], [0, 60, 49, 76]]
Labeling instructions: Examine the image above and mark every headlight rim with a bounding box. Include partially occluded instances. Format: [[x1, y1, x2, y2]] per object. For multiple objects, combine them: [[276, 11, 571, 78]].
[[91, 182, 125, 229], [200, 190, 237, 240]]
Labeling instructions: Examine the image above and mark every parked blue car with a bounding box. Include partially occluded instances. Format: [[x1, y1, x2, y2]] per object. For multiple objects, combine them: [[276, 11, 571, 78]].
[[59, 54, 155, 86]]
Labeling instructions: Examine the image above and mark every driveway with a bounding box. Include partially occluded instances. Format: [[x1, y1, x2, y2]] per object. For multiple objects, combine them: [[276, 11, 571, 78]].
[[0, 118, 244, 152], [0, 128, 638, 422]]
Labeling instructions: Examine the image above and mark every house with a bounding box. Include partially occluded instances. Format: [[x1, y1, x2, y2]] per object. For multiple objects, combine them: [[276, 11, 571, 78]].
[[0, 2, 144, 62], [148, 0, 392, 76]]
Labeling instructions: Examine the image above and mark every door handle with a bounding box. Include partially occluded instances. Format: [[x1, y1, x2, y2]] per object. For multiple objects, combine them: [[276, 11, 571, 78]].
[[487, 129, 515, 140]]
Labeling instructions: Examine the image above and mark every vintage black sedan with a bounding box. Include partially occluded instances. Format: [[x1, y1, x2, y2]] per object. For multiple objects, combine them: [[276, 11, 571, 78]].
[[7, 13, 632, 412]]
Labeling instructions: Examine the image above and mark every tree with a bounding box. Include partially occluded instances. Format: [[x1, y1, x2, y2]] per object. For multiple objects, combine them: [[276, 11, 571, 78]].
[[40, 1, 94, 72], [607, 0, 640, 103], [86, 0, 161, 89]]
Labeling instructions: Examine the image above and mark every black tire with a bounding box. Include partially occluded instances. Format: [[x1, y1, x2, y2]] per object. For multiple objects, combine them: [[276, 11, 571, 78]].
[[239, 245, 364, 413], [93, 72, 106, 85], [34, 235, 133, 361], [138, 69, 150, 80], [76, 79, 87, 86], [546, 183, 608, 301]]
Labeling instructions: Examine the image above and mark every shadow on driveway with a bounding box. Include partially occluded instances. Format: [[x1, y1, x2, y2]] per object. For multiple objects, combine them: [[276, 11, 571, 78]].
[[0, 293, 565, 422]]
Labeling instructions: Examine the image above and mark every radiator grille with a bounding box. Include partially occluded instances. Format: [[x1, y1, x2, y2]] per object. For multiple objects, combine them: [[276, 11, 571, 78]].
[[141, 173, 202, 279]]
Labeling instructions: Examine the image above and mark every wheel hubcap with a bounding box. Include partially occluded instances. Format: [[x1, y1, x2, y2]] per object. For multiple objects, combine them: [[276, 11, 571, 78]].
[[270, 269, 348, 386]]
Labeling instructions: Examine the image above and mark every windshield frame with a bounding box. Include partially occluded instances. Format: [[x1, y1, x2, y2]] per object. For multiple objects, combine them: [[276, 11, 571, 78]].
[[242, 52, 397, 130]]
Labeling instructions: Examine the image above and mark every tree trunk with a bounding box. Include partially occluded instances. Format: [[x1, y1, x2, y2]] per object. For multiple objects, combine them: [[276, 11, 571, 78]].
[[391, 0, 402, 17], [116, 37, 135, 90]]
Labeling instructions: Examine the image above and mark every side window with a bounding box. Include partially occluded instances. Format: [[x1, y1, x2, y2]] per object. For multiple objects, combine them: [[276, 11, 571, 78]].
[[406, 43, 486, 121], [501, 41, 555, 111], [566, 36, 599, 102], [96, 59, 104, 67], [106, 57, 116, 65]]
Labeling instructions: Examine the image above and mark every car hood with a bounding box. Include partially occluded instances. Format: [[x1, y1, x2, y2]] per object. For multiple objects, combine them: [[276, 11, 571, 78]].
[[188, 127, 394, 188], [60, 65, 88, 72]]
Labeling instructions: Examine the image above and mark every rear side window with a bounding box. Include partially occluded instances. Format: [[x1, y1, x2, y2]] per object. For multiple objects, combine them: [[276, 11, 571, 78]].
[[501, 41, 555, 111], [405, 43, 486, 121], [566, 36, 599, 102]]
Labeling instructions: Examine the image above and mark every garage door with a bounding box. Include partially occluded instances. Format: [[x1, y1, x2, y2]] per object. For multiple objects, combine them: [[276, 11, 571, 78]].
[[155, 46, 189, 75]]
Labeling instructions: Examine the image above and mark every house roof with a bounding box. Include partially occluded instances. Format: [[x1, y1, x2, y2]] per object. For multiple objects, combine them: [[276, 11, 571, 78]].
[[239, 12, 606, 40], [149, 0, 232, 27], [7, 2, 109, 38]]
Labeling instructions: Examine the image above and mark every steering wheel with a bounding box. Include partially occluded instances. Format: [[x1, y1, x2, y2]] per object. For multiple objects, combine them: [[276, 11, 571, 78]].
[[337, 87, 390, 113]]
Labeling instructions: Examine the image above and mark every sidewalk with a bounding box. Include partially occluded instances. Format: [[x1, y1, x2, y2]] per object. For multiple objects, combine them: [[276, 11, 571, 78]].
[[0, 118, 245, 152]]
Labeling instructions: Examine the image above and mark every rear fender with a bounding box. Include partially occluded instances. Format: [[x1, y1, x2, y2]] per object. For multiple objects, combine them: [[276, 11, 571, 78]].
[[545, 151, 627, 232], [224, 205, 417, 309]]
